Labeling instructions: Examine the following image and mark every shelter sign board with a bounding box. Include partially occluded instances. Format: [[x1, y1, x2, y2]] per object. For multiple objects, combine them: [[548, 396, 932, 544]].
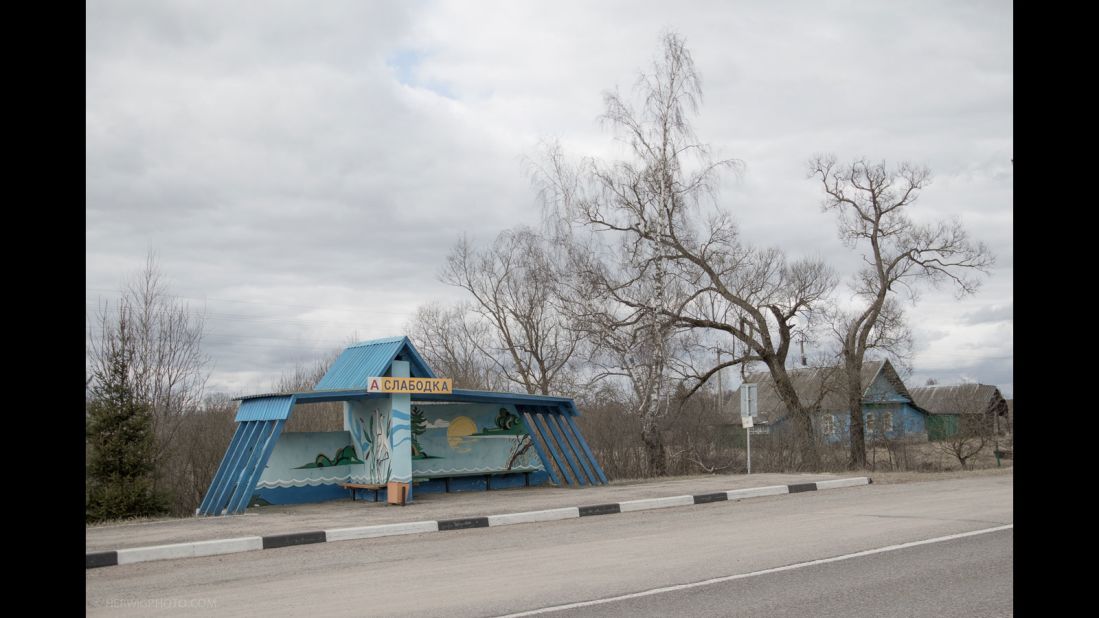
[[367, 376, 453, 394]]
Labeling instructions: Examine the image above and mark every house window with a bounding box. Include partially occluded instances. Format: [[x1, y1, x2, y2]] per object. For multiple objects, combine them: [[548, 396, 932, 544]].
[[881, 411, 893, 433], [821, 414, 835, 436], [864, 412, 876, 434]]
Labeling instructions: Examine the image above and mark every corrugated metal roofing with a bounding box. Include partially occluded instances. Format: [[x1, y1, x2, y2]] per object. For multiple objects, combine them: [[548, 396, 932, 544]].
[[234, 392, 295, 401], [908, 384, 1005, 416], [234, 395, 296, 422], [314, 336, 436, 390]]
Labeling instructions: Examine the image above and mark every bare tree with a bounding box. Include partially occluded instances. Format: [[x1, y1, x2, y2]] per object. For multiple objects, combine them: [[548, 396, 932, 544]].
[[172, 393, 237, 514], [440, 227, 583, 395], [535, 32, 837, 467], [809, 156, 995, 468], [88, 252, 211, 504], [407, 302, 505, 391], [274, 347, 347, 432]]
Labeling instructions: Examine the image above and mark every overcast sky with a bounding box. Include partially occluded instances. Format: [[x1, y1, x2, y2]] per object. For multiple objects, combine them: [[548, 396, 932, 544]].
[[86, 0, 1013, 399]]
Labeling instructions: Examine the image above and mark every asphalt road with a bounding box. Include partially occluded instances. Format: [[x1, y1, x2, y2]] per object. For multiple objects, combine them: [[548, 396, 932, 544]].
[[525, 529, 1012, 617], [86, 474, 1012, 616]]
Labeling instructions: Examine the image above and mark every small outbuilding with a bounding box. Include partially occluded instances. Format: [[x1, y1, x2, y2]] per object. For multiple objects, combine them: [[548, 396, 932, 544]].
[[198, 336, 606, 516], [907, 383, 1011, 441]]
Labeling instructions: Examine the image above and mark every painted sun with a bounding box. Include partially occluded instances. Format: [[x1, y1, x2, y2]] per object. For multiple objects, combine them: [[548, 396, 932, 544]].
[[447, 415, 477, 448]]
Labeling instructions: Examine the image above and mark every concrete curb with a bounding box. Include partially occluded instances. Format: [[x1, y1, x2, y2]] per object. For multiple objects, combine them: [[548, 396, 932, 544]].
[[86, 476, 871, 569]]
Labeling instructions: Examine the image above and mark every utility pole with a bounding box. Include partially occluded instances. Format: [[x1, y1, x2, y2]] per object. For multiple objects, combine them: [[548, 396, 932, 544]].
[[740, 383, 757, 475]]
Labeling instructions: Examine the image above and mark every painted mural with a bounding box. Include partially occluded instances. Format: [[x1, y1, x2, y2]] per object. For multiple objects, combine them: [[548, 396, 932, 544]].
[[345, 401, 392, 484], [410, 403, 544, 477], [255, 431, 361, 490], [251, 402, 544, 504], [295, 445, 362, 468]]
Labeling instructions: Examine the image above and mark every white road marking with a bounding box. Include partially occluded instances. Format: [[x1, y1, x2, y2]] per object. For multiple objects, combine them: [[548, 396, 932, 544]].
[[496, 524, 1014, 617]]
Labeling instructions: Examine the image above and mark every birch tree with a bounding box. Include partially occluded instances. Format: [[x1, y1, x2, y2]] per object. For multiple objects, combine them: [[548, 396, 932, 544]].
[[564, 240, 685, 475], [536, 33, 836, 466]]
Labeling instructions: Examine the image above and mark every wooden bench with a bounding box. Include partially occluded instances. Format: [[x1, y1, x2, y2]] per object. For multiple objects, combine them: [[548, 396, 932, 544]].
[[340, 483, 385, 501]]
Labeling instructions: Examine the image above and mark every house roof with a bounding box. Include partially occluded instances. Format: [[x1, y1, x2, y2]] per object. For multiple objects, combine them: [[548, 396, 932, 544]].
[[313, 336, 436, 391], [730, 359, 912, 424], [907, 384, 1006, 416]]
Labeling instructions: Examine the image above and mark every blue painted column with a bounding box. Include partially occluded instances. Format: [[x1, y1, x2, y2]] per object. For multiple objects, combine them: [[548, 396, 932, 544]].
[[388, 360, 412, 504]]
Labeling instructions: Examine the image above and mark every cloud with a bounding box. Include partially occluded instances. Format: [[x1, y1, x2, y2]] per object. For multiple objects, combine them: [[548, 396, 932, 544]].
[[87, 0, 1012, 396], [960, 303, 1013, 326]]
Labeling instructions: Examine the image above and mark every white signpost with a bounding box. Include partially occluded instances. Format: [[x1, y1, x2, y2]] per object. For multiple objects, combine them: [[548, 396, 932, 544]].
[[740, 384, 758, 475]]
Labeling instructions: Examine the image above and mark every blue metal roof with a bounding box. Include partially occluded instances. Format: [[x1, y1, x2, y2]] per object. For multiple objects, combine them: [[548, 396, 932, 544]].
[[234, 395, 296, 422], [313, 336, 436, 390]]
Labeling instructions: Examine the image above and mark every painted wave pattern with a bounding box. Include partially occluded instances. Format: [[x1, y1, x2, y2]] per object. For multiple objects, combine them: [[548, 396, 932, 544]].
[[256, 476, 350, 488], [347, 475, 380, 484], [413, 464, 543, 475]]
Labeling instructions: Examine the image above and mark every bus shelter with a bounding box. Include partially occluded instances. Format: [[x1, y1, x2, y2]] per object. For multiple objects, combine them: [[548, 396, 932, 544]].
[[198, 336, 606, 516]]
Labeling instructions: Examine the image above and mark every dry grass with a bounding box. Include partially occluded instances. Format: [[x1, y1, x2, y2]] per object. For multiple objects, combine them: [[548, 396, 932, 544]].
[[865, 464, 1013, 485], [86, 514, 185, 528], [602, 460, 1014, 487]]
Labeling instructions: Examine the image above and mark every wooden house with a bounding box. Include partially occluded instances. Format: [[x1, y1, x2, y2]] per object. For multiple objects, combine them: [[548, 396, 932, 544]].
[[730, 359, 929, 443]]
